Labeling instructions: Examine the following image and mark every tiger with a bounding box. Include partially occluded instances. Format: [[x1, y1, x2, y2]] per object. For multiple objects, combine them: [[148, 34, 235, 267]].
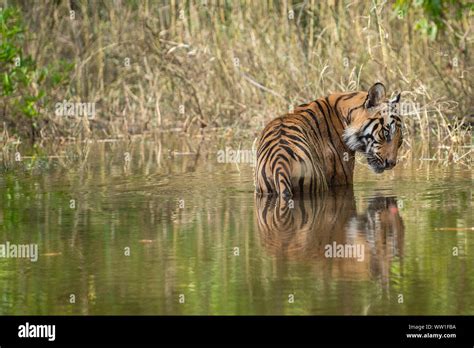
[[255, 83, 402, 197]]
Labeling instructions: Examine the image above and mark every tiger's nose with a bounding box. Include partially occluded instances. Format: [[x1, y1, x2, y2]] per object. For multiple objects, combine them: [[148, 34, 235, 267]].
[[385, 159, 396, 169]]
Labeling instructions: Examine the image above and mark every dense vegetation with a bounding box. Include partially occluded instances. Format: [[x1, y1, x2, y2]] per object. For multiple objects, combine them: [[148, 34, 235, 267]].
[[0, 1, 472, 149]]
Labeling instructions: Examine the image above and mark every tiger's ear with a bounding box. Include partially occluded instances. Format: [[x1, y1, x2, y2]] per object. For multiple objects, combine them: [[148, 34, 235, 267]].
[[391, 92, 401, 104], [366, 82, 386, 108]]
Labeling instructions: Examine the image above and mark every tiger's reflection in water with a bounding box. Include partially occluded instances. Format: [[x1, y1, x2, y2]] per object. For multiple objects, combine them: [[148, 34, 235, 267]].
[[255, 188, 405, 283]]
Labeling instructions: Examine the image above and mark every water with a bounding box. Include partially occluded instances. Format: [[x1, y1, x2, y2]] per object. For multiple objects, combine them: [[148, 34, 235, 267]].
[[0, 135, 472, 315]]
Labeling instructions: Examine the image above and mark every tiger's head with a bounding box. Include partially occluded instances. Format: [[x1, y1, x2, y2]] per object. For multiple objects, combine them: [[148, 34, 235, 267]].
[[343, 83, 403, 173]]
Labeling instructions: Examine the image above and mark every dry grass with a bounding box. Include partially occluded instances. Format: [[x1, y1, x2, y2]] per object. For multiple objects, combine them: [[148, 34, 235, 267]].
[[1, 0, 472, 163]]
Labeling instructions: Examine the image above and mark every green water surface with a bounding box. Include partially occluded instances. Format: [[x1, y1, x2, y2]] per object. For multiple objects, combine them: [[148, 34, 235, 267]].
[[0, 136, 472, 315]]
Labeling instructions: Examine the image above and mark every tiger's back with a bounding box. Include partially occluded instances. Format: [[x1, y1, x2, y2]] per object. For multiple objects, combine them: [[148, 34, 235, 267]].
[[255, 95, 358, 197]]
